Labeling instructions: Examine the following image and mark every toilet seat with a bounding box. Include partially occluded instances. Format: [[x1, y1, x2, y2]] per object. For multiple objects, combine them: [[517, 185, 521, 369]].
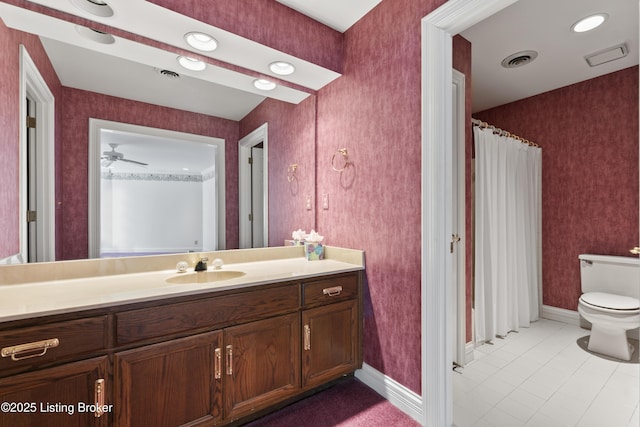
[[580, 292, 640, 313]]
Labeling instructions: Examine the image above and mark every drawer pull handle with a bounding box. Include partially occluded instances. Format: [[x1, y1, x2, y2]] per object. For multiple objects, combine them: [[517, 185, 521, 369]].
[[94, 379, 105, 418], [1, 338, 59, 361], [226, 345, 233, 376], [214, 347, 222, 379], [304, 324, 311, 351], [323, 286, 343, 297]]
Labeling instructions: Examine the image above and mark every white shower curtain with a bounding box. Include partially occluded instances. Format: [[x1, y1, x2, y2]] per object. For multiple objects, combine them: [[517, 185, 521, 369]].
[[474, 126, 542, 343]]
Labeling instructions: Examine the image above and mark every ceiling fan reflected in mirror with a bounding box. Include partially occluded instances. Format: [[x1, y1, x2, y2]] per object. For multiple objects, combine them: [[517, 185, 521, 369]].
[[101, 143, 148, 167]]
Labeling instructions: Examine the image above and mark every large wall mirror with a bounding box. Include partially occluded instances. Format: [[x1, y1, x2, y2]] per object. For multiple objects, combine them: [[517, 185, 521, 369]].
[[0, 1, 327, 263]]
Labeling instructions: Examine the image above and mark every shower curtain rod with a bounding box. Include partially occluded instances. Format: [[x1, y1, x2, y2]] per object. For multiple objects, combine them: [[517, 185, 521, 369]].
[[471, 118, 540, 148]]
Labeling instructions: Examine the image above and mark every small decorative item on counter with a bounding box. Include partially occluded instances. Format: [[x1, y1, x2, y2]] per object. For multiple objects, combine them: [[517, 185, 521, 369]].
[[291, 229, 306, 245], [304, 230, 324, 261], [176, 261, 189, 273]]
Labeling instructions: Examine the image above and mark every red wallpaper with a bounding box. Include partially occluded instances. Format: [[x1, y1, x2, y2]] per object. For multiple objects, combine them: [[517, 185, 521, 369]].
[[149, 0, 344, 74], [0, 21, 62, 259], [316, 0, 447, 394], [59, 88, 240, 260], [475, 66, 639, 311], [240, 96, 317, 246]]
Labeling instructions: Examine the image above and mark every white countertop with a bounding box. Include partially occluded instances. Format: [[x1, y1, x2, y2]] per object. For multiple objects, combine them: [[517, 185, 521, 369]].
[[0, 256, 364, 322]]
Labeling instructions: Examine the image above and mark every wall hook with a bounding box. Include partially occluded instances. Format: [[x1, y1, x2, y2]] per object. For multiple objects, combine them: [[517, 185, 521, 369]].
[[287, 164, 298, 182]]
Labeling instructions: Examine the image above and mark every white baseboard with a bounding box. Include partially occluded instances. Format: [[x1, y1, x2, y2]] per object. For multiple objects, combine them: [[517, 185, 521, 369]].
[[465, 342, 475, 364], [542, 304, 639, 340], [541, 304, 581, 326], [355, 363, 423, 424]]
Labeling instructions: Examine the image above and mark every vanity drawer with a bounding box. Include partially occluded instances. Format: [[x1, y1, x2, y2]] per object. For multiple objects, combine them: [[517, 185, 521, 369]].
[[303, 273, 358, 308], [0, 316, 108, 375], [116, 282, 300, 345]]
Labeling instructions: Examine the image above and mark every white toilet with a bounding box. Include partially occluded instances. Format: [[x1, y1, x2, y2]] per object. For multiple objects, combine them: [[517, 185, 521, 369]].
[[578, 254, 640, 361]]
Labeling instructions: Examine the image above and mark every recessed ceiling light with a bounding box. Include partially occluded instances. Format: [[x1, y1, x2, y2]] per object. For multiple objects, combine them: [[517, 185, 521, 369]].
[[253, 79, 277, 91], [70, 0, 114, 18], [75, 25, 115, 44], [572, 13, 608, 33], [269, 61, 295, 76], [177, 56, 206, 71], [184, 32, 218, 52]]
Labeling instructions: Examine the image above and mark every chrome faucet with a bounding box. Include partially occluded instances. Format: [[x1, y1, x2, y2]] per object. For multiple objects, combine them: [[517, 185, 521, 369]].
[[194, 257, 208, 272]]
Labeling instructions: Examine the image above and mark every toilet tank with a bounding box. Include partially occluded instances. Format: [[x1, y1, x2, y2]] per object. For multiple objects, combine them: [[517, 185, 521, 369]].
[[579, 254, 640, 299]]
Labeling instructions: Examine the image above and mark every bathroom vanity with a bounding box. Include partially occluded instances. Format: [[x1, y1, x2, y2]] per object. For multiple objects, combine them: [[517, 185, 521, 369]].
[[0, 246, 364, 426]]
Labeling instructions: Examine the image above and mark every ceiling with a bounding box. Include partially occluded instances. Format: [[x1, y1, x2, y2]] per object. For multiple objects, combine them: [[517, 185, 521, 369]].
[[461, 0, 638, 112], [7, 0, 637, 170], [8, 0, 637, 117], [275, 0, 383, 32]]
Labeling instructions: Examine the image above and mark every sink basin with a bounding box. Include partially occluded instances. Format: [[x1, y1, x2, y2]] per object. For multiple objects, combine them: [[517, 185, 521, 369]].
[[166, 270, 246, 285]]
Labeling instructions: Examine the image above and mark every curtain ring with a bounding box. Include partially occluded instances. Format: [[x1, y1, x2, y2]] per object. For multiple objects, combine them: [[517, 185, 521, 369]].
[[331, 148, 349, 172], [287, 164, 298, 182]]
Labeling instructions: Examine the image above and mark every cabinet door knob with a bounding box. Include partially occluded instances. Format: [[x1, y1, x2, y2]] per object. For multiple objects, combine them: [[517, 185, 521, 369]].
[[304, 324, 311, 351], [226, 345, 233, 375], [94, 379, 105, 418], [214, 347, 222, 379]]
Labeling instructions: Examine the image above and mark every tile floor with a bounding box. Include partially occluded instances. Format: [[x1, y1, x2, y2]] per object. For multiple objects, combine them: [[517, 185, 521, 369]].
[[453, 319, 639, 427]]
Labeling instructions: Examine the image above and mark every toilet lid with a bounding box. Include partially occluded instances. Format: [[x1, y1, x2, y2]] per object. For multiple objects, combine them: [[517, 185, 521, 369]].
[[580, 292, 640, 311]]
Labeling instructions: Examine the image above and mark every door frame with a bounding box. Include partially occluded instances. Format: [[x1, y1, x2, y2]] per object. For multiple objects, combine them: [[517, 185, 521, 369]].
[[238, 123, 269, 249], [451, 68, 467, 367], [19, 45, 55, 263], [420, 1, 518, 425]]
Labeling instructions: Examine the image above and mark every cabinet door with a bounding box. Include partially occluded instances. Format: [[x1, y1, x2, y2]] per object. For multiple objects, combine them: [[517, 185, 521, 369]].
[[302, 299, 358, 389], [114, 331, 222, 427], [0, 356, 109, 427], [223, 313, 300, 421]]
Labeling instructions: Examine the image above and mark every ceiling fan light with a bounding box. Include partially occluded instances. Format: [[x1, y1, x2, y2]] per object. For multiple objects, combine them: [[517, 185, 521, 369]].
[[184, 32, 218, 52], [571, 13, 608, 33]]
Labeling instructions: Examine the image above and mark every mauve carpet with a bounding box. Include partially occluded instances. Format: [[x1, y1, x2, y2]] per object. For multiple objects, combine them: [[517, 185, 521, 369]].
[[244, 377, 420, 427]]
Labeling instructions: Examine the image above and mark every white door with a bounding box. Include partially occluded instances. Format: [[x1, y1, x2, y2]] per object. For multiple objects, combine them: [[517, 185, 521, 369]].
[[251, 146, 265, 247], [238, 124, 268, 249], [451, 69, 466, 367]]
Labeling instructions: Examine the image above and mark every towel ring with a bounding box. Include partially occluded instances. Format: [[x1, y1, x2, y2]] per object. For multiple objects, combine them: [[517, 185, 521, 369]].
[[287, 164, 298, 182], [331, 148, 350, 172]]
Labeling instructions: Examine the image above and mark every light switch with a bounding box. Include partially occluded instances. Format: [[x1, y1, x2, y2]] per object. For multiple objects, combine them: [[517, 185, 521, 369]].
[[305, 196, 312, 210], [322, 194, 329, 210]]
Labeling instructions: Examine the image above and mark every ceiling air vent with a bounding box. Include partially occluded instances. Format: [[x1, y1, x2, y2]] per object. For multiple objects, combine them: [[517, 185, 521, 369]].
[[156, 69, 180, 79], [585, 43, 628, 67], [501, 50, 538, 69]]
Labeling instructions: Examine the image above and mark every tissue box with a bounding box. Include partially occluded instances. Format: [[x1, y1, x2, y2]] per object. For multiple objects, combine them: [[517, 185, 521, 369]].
[[304, 242, 324, 261]]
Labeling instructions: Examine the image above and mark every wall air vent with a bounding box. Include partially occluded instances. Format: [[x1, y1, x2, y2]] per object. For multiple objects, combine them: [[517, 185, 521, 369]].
[[585, 43, 629, 67]]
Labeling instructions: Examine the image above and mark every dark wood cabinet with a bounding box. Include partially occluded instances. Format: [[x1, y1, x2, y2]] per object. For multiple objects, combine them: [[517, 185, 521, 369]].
[[302, 299, 359, 389], [0, 271, 362, 426], [113, 331, 223, 427], [223, 313, 300, 422], [0, 356, 109, 427]]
